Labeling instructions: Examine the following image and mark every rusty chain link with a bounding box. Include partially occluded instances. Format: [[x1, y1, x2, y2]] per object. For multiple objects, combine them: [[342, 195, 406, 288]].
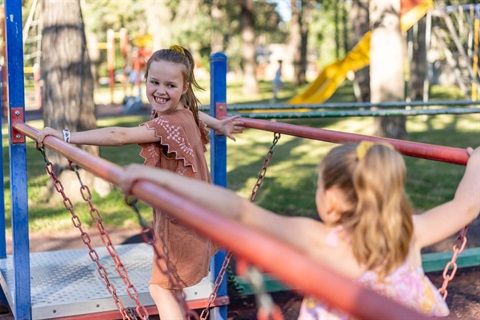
[[245, 132, 284, 320], [126, 197, 197, 320], [250, 132, 281, 202], [71, 164, 149, 319], [36, 144, 134, 320], [199, 250, 233, 320], [438, 224, 470, 300], [200, 132, 282, 319]]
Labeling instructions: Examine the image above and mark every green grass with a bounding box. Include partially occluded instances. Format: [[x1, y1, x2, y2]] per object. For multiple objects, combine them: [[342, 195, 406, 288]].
[[2, 82, 479, 235]]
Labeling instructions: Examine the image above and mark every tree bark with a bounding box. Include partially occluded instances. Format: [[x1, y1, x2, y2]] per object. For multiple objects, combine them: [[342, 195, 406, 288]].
[[410, 16, 427, 101], [240, 0, 259, 94], [289, 0, 300, 86], [211, 0, 224, 54], [297, 0, 312, 86], [40, 0, 111, 200], [351, 0, 370, 102], [370, 0, 407, 139]]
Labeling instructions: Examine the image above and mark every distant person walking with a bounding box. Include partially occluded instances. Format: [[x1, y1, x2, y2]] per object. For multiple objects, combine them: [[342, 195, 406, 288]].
[[271, 59, 283, 103], [128, 46, 147, 98]]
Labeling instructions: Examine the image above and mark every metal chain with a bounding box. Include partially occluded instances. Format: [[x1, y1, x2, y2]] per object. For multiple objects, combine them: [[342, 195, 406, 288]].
[[250, 132, 281, 202], [226, 264, 246, 296], [71, 164, 149, 319], [126, 198, 198, 320], [35, 144, 133, 320], [201, 132, 282, 319], [438, 224, 470, 300], [199, 251, 233, 320], [244, 133, 283, 319]]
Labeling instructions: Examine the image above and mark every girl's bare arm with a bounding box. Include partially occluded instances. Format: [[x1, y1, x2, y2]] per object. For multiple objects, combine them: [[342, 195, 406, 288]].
[[37, 126, 159, 146], [119, 164, 317, 252], [414, 146, 480, 248]]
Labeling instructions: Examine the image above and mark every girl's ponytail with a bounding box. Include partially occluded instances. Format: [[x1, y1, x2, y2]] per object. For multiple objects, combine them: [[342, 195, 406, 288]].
[[176, 46, 204, 127], [320, 142, 413, 278], [350, 143, 413, 278]]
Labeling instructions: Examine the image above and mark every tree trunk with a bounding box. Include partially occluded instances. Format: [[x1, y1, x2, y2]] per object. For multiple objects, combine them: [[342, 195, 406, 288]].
[[342, 0, 349, 53], [240, 0, 259, 94], [334, 0, 340, 59], [370, 0, 407, 139], [410, 16, 427, 101], [211, 0, 224, 54], [40, 0, 111, 200], [351, 0, 370, 102], [290, 0, 301, 86], [297, 0, 312, 86]]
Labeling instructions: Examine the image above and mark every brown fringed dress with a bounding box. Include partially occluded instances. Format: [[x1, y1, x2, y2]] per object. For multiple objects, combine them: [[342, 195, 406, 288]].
[[139, 108, 220, 288]]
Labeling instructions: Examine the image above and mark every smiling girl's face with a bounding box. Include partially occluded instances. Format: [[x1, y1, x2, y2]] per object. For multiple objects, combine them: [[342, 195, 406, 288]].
[[145, 60, 188, 115]]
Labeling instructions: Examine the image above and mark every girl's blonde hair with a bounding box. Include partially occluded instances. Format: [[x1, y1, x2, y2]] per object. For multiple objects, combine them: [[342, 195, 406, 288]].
[[144, 45, 204, 127], [320, 142, 413, 278]]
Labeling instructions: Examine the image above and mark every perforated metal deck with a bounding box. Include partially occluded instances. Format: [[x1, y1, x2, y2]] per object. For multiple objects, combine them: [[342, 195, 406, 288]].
[[0, 243, 215, 319]]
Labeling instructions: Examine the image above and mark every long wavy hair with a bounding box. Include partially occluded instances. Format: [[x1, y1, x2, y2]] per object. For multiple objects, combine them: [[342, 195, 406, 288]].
[[319, 143, 414, 278], [144, 45, 204, 127]]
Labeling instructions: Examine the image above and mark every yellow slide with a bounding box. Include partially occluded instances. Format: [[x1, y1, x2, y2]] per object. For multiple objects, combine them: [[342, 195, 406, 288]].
[[288, 0, 434, 105]]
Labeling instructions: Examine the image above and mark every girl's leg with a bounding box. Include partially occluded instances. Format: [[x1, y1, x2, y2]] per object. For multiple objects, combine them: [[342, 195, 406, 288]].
[[149, 284, 185, 320]]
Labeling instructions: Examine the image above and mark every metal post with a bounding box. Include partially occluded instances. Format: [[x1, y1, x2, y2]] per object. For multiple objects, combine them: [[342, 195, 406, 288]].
[[209, 52, 228, 319], [4, 0, 31, 319], [0, 65, 5, 259]]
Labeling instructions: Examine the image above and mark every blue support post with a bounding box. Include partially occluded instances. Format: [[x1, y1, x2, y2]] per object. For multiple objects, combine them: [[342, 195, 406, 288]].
[[0, 64, 7, 308], [209, 52, 228, 319], [0, 65, 6, 259], [4, 0, 31, 318]]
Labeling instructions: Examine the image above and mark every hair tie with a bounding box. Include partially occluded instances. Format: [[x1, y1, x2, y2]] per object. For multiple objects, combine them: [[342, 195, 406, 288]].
[[356, 140, 394, 159], [170, 45, 185, 55]]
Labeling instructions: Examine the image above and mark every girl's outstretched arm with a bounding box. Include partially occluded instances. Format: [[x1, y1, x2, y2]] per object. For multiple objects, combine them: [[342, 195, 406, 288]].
[[199, 112, 244, 141], [120, 164, 318, 252], [414, 146, 480, 248], [37, 126, 159, 146]]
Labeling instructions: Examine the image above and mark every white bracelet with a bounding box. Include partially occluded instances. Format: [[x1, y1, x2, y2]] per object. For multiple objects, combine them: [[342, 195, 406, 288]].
[[62, 129, 71, 143]]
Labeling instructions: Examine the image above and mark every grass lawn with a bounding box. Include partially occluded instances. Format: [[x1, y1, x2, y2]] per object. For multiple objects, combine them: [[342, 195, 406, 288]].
[[2, 81, 480, 235]]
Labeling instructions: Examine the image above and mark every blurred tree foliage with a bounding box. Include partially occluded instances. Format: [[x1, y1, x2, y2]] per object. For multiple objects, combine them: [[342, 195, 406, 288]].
[[16, 0, 354, 84]]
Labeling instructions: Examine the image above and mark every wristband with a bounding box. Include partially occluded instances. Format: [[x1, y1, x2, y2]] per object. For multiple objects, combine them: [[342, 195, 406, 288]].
[[62, 129, 71, 143]]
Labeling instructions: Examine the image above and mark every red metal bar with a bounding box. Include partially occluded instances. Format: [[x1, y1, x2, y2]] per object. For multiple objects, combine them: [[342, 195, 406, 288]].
[[238, 118, 469, 165], [15, 123, 429, 320], [55, 296, 229, 320]]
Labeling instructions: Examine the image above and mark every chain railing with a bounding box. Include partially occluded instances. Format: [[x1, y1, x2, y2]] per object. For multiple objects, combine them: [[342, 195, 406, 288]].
[[71, 163, 149, 319], [438, 224, 470, 300], [126, 197, 197, 320], [36, 144, 137, 320]]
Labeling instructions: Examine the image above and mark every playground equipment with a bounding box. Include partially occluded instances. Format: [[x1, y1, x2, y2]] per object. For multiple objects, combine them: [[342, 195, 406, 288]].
[[3, 46, 480, 318], [214, 100, 480, 119], [289, 0, 480, 104], [1, 0, 478, 318]]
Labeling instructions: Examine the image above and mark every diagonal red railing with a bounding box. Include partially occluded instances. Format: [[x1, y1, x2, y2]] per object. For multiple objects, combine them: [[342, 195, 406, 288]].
[[238, 118, 469, 165], [15, 122, 429, 320]]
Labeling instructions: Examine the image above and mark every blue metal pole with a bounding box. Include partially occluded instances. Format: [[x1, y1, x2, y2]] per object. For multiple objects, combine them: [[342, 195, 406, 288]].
[[209, 52, 228, 319], [5, 0, 31, 319], [0, 65, 6, 259], [0, 64, 7, 308]]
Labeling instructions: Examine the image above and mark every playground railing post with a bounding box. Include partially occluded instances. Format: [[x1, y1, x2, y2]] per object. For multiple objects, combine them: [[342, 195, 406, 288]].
[[4, 0, 31, 318], [209, 52, 228, 319]]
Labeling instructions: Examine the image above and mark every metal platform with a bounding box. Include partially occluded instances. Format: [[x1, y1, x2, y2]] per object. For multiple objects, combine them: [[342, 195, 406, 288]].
[[0, 243, 215, 319]]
